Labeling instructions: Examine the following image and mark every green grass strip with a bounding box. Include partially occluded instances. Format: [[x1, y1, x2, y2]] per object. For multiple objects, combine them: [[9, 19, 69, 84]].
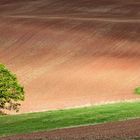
[[0, 101, 140, 137]]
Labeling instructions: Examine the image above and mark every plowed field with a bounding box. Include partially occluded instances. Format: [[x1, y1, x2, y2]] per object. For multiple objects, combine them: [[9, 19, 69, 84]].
[[0, 0, 140, 113]]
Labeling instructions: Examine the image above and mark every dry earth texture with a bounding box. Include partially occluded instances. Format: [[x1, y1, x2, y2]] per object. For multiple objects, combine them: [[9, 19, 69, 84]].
[[1, 119, 140, 140], [0, 0, 140, 113]]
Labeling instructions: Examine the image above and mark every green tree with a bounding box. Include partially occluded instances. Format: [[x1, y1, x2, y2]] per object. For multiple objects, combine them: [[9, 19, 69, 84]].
[[0, 64, 24, 112]]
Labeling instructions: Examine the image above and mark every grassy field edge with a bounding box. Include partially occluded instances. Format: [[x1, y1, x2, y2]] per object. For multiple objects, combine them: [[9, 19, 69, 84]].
[[0, 101, 140, 137]]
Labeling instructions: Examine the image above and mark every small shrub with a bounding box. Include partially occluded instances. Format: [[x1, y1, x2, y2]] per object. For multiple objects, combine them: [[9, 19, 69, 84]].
[[135, 87, 140, 95], [0, 64, 25, 113]]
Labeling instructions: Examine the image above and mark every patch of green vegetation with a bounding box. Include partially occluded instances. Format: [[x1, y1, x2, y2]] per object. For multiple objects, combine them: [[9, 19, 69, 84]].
[[135, 87, 140, 95], [0, 102, 140, 137], [0, 64, 24, 112]]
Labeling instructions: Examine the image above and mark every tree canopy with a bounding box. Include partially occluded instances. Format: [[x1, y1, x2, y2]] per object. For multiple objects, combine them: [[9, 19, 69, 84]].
[[0, 64, 24, 112]]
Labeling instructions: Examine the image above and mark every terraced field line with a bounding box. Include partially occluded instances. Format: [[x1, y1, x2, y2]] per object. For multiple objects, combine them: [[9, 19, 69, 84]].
[[1, 15, 140, 23]]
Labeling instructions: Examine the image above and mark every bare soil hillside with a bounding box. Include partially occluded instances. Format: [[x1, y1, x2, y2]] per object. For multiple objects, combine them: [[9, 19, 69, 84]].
[[0, 0, 140, 113]]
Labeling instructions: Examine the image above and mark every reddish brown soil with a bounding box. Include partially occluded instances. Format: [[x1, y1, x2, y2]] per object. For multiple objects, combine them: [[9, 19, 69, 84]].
[[0, 0, 140, 114], [1, 119, 140, 140]]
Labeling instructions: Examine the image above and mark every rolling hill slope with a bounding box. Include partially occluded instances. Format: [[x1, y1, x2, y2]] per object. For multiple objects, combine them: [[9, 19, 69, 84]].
[[0, 0, 140, 113]]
